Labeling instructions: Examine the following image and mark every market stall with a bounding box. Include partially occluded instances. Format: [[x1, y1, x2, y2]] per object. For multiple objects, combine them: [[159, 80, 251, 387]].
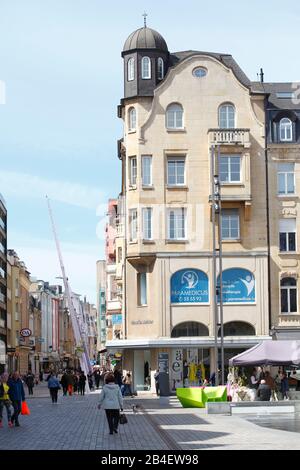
[[229, 340, 300, 366]]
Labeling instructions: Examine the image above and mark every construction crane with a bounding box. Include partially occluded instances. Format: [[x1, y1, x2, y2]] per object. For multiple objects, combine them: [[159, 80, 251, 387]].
[[47, 196, 92, 392]]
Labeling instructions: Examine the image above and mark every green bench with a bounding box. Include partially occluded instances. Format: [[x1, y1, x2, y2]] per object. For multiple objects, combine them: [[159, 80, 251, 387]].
[[176, 386, 227, 408]]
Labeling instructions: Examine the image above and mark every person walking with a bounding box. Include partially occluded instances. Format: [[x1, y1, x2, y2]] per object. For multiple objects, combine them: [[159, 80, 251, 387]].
[[48, 373, 61, 403], [66, 371, 75, 396], [98, 372, 123, 435], [113, 367, 123, 389], [122, 372, 133, 397], [7, 372, 25, 427], [94, 369, 101, 389], [60, 372, 68, 396], [0, 373, 13, 428], [25, 371, 35, 396], [280, 371, 289, 400], [78, 372, 87, 396], [154, 370, 160, 396]]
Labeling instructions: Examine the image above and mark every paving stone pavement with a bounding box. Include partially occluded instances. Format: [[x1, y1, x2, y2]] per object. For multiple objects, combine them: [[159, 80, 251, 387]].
[[2, 387, 300, 450]]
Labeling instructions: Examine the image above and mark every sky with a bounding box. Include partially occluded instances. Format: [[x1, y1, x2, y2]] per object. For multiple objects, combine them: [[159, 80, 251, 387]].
[[0, 0, 299, 304]]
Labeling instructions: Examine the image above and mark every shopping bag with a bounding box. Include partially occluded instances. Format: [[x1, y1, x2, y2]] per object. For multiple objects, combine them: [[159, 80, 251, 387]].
[[119, 413, 128, 425], [21, 401, 30, 416]]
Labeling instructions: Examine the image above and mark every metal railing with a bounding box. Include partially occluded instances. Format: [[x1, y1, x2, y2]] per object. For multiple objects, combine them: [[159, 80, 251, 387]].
[[208, 128, 250, 145], [0, 292, 5, 303], [0, 218, 5, 230]]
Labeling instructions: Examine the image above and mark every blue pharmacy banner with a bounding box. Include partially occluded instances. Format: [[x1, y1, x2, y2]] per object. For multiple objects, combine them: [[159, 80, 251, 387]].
[[112, 314, 122, 325], [171, 269, 209, 304], [217, 268, 255, 303]]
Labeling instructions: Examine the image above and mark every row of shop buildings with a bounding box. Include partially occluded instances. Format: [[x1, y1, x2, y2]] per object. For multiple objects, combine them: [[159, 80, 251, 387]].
[[97, 24, 300, 392], [0, 221, 98, 375]]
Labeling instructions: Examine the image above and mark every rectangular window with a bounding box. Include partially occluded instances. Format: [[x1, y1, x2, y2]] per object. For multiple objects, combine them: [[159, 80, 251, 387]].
[[168, 208, 186, 240], [167, 157, 185, 186], [142, 156, 152, 186], [221, 209, 240, 240], [129, 157, 137, 185], [137, 272, 147, 306], [278, 163, 295, 195], [220, 155, 241, 183], [142, 208, 152, 240], [129, 209, 138, 241], [279, 219, 296, 252]]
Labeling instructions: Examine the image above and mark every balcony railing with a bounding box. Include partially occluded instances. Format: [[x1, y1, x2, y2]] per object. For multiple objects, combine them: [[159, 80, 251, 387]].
[[208, 128, 250, 146], [0, 243, 4, 254], [0, 267, 5, 278], [0, 218, 5, 230], [0, 292, 5, 303]]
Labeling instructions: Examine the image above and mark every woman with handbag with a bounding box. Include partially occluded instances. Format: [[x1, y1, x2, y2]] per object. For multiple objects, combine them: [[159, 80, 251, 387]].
[[98, 372, 123, 435], [48, 372, 61, 403]]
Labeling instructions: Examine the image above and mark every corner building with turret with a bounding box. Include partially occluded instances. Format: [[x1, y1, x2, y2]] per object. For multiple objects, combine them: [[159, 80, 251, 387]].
[[107, 24, 273, 392]]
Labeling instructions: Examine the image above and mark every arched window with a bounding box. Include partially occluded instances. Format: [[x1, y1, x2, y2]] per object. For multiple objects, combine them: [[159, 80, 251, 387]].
[[281, 277, 297, 313], [128, 107, 136, 132], [219, 103, 235, 128], [127, 58, 135, 82], [171, 322, 209, 338], [141, 56, 151, 79], [280, 118, 293, 142], [157, 57, 164, 80], [218, 321, 255, 336], [166, 103, 184, 129]]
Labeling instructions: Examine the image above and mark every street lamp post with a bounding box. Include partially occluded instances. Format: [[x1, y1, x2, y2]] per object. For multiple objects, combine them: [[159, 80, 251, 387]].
[[211, 145, 224, 385]]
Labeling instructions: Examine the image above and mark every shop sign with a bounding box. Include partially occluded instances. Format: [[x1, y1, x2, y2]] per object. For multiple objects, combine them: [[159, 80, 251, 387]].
[[158, 352, 169, 373], [217, 268, 255, 303], [171, 269, 209, 304], [171, 349, 183, 389], [112, 314, 122, 325], [20, 328, 32, 337]]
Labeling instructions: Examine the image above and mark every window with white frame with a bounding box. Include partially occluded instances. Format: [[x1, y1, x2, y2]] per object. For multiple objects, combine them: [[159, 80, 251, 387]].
[[166, 103, 184, 129], [278, 163, 295, 195], [219, 155, 241, 183], [279, 218, 296, 252], [280, 118, 293, 142], [219, 104, 235, 128], [129, 157, 137, 186], [221, 209, 240, 240], [141, 155, 152, 186], [142, 207, 152, 240], [137, 272, 147, 306], [168, 208, 186, 240], [157, 57, 164, 80], [128, 107, 136, 132], [167, 157, 185, 186], [129, 209, 138, 241], [281, 277, 297, 314], [142, 56, 151, 79], [127, 57, 135, 81]]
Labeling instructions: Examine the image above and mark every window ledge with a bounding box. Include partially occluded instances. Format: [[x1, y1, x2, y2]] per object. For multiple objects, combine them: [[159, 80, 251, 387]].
[[142, 240, 155, 244], [142, 185, 154, 190], [221, 183, 244, 187], [222, 239, 241, 243], [279, 251, 299, 256], [128, 185, 137, 191], [166, 185, 188, 190], [166, 128, 186, 133], [277, 194, 297, 198], [129, 241, 138, 245], [128, 130, 136, 134], [279, 313, 299, 316], [166, 239, 189, 244]]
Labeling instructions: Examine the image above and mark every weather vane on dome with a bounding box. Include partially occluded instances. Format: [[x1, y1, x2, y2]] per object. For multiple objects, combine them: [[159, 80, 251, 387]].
[[142, 11, 148, 27]]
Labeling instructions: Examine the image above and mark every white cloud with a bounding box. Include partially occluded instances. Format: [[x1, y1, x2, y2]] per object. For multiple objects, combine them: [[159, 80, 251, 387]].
[[0, 170, 103, 209]]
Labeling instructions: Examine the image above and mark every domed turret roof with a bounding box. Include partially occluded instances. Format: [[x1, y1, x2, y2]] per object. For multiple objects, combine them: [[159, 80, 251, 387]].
[[123, 27, 168, 53]]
